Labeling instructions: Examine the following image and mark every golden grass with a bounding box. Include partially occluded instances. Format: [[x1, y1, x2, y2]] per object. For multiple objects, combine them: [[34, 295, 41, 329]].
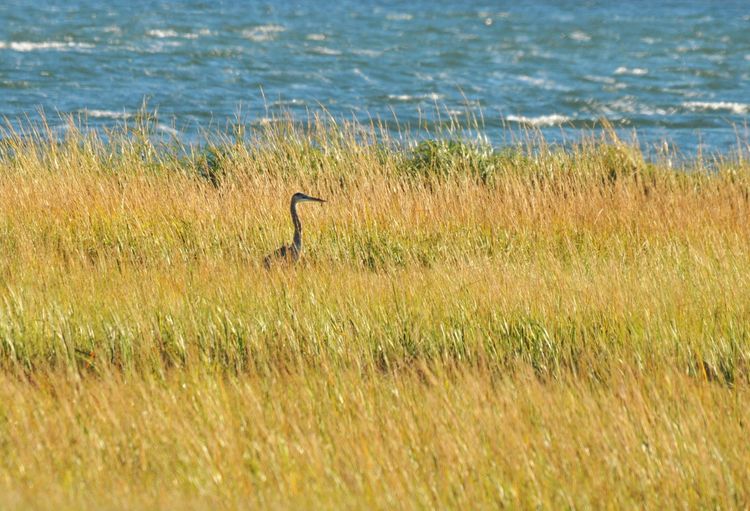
[[0, 113, 749, 508], [2, 369, 748, 510]]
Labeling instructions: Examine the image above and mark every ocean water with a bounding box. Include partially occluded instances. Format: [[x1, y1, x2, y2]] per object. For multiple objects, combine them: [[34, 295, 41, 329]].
[[1, 0, 749, 152]]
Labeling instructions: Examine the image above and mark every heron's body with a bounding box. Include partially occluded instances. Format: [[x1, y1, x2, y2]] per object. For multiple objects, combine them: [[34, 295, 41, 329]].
[[264, 192, 325, 269]]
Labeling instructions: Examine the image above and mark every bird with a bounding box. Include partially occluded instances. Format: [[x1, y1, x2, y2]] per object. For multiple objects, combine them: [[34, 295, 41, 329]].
[[263, 192, 326, 269]]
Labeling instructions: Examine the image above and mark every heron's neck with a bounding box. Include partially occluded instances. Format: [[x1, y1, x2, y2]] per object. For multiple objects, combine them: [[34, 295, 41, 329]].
[[291, 200, 302, 250]]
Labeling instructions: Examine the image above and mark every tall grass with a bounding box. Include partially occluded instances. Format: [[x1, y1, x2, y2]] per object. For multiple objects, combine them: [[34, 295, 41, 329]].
[[0, 111, 749, 509]]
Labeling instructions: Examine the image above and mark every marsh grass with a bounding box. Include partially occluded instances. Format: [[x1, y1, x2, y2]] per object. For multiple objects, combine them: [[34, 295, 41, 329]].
[[0, 111, 749, 509]]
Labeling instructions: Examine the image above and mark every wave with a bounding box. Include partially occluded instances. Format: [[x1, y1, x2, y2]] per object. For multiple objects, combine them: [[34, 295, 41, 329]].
[[614, 67, 648, 76], [147, 29, 179, 38], [190, 29, 213, 38], [569, 31, 591, 42], [157, 124, 180, 136], [387, 93, 443, 102], [506, 114, 571, 126], [0, 41, 94, 52], [583, 74, 616, 84], [682, 101, 749, 115], [80, 109, 133, 120], [308, 46, 342, 56], [385, 13, 413, 21], [351, 48, 383, 58], [516, 75, 567, 91], [145, 41, 184, 53], [147, 28, 212, 40], [242, 25, 285, 42]]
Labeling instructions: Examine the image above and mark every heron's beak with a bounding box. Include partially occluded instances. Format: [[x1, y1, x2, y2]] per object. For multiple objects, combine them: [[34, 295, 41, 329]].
[[305, 195, 326, 203]]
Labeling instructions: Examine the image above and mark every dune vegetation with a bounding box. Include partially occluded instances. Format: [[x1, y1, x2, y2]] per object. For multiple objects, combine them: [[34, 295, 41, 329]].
[[0, 111, 749, 509]]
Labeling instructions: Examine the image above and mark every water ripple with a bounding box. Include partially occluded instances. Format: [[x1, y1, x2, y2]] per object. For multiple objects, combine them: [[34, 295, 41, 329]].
[[0, 0, 748, 152]]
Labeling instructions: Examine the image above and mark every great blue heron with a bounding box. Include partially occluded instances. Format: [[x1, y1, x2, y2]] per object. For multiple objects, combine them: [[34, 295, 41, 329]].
[[263, 192, 326, 268]]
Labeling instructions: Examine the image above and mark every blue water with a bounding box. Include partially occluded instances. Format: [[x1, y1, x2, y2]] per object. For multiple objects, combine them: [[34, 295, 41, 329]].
[[1, 1, 749, 152]]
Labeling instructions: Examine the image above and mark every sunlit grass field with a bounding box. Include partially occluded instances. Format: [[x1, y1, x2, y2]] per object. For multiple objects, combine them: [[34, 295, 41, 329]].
[[1, 113, 749, 509]]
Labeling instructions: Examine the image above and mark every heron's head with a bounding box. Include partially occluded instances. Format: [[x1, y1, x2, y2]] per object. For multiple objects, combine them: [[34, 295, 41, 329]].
[[292, 192, 326, 204]]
